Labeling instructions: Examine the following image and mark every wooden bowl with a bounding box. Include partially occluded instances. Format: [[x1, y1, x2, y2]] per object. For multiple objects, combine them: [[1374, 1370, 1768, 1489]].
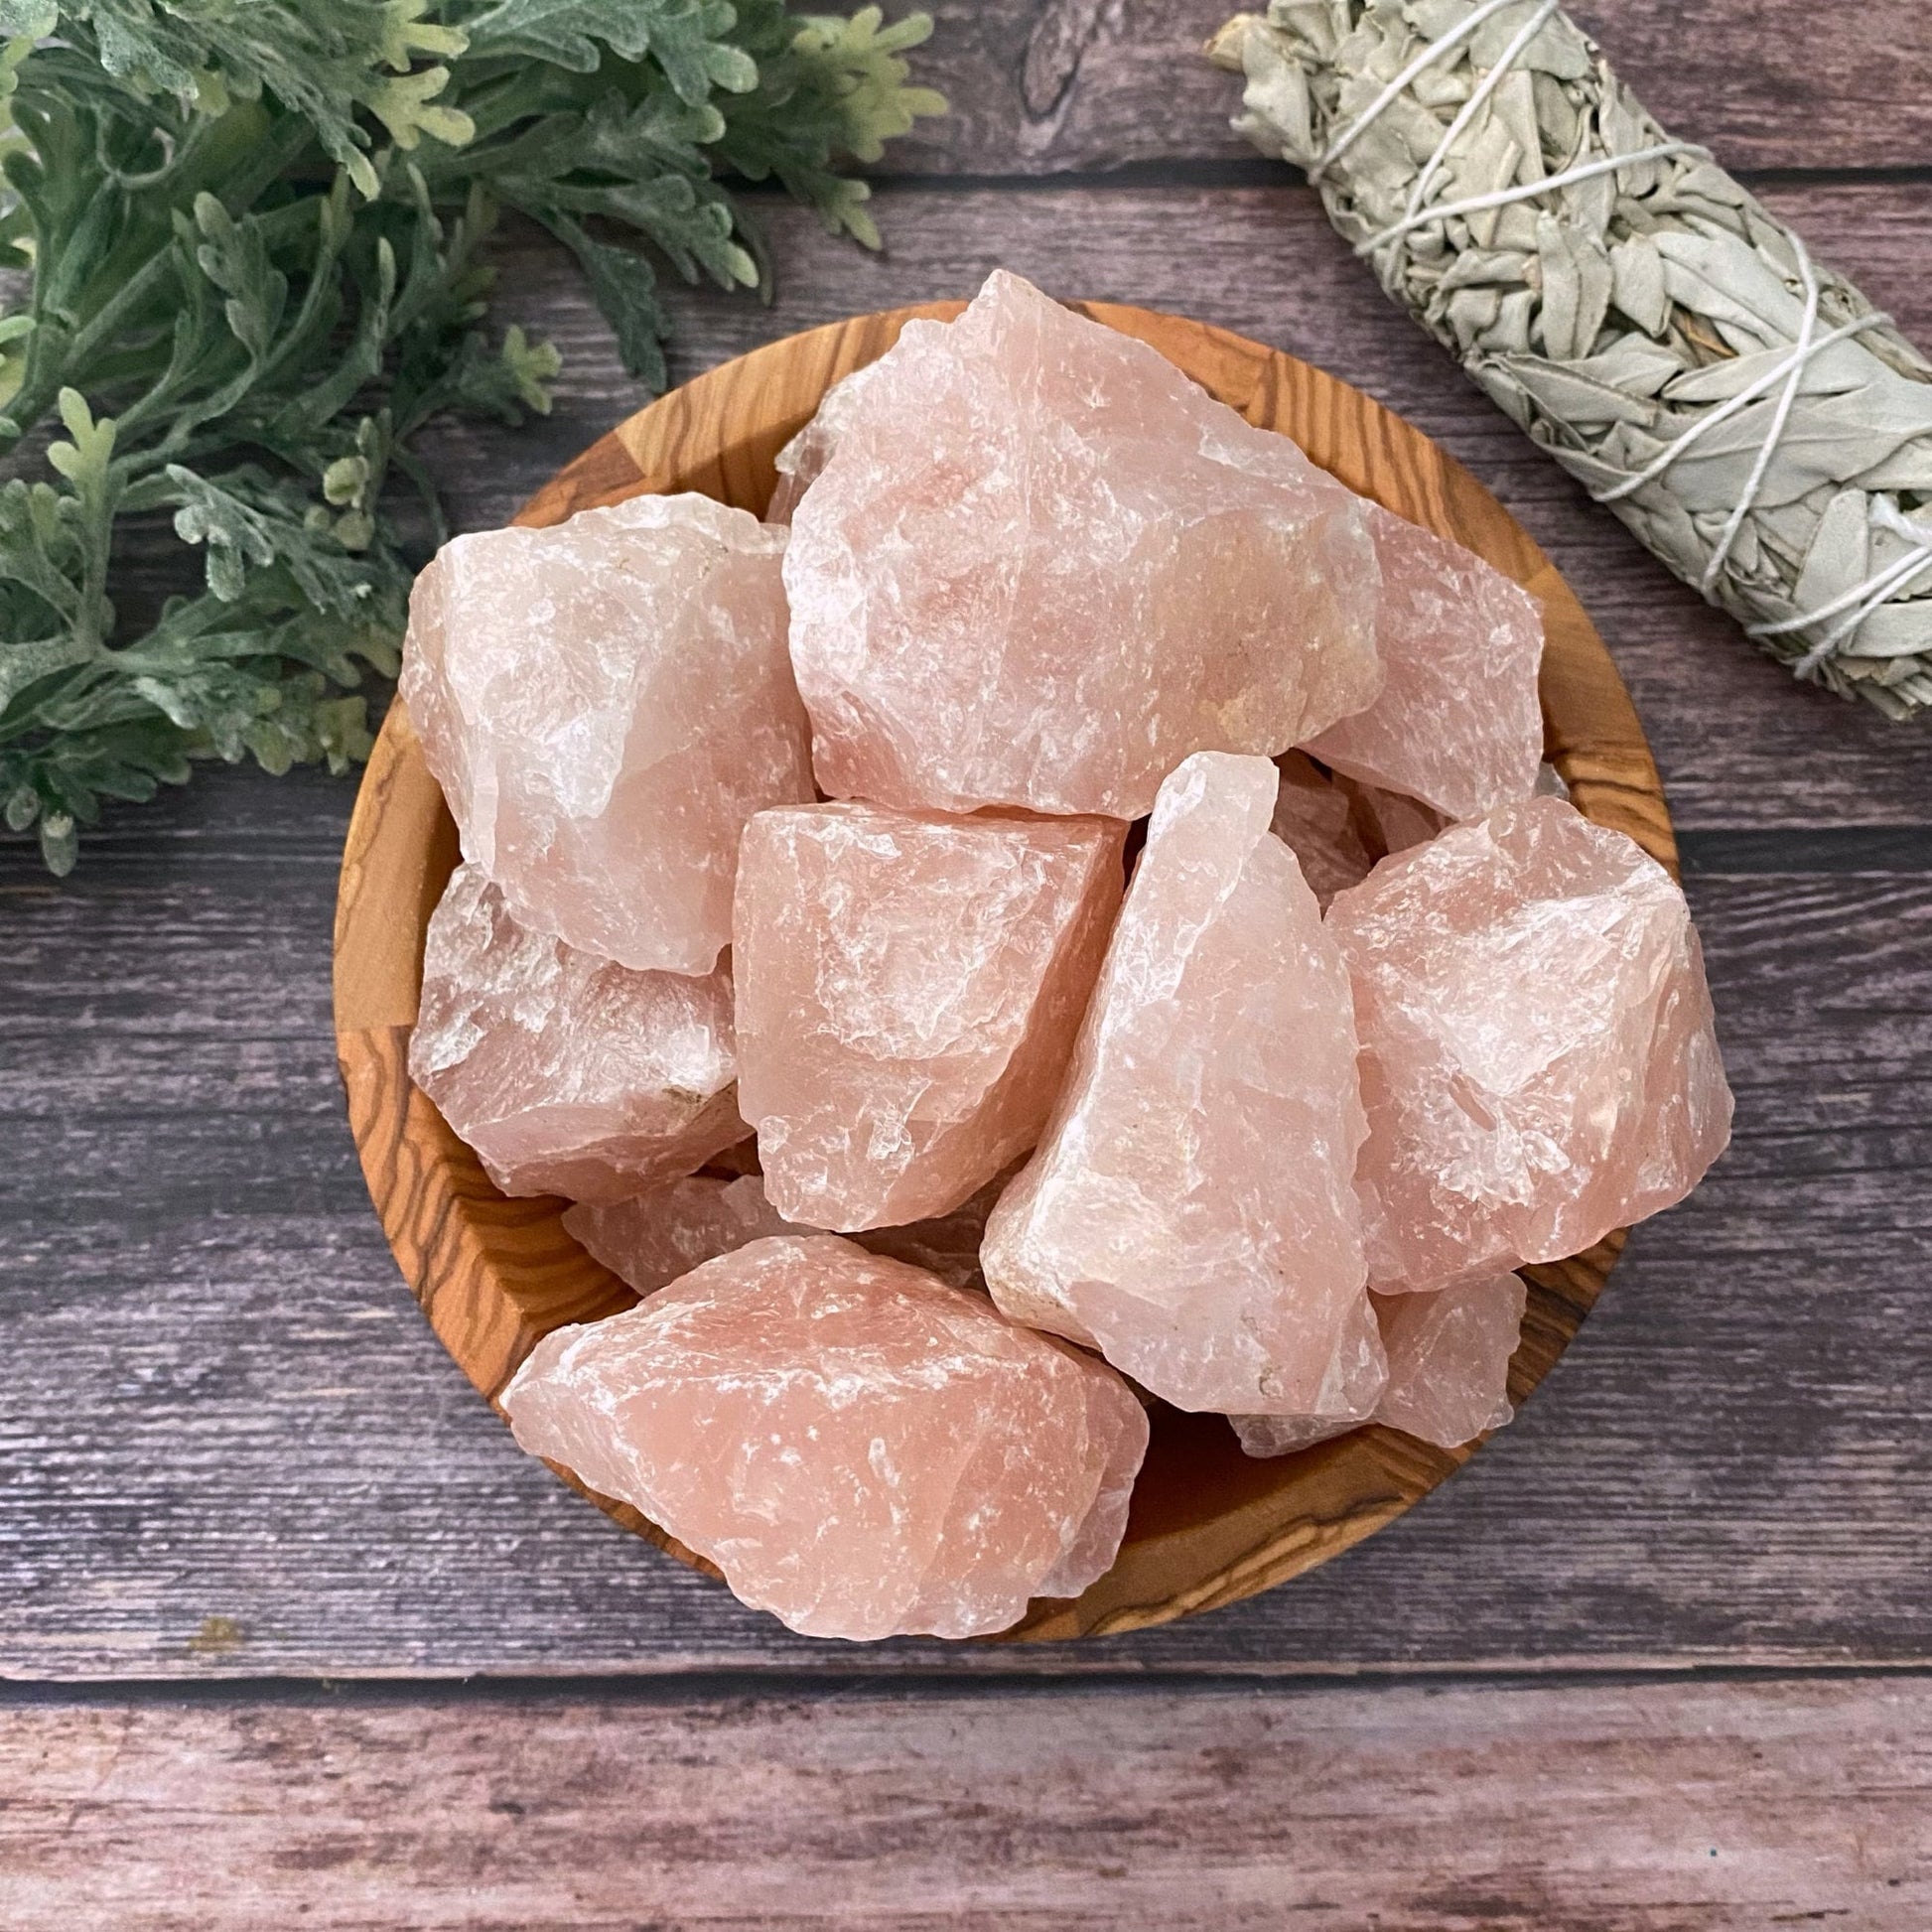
[[334, 301, 1672, 1642]]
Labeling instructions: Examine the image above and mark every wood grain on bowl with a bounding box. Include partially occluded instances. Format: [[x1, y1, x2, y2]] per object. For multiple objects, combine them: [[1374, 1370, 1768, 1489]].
[[332, 302, 1670, 1641]]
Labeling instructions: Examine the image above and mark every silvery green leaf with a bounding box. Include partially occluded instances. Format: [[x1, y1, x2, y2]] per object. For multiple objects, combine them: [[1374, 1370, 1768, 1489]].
[[1608, 235, 1668, 334], [1438, 247, 1533, 290], [1507, 357, 1661, 426]]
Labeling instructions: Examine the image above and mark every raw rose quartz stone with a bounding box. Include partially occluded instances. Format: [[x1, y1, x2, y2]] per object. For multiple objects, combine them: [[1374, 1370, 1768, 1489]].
[[1271, 752, 1376, 907], [564, 1172, 1002, 1296], [1230, 1273, 1526, 1457], [783, 270, 1382, 819], [408, 864, 743, 1201], [401, 492, 811, 974], [1372, 1273, 1528, 1448], [733, 802, 1127, 1230], [501, 1235, 1151, 1640], [982, 753, 1384, 1422], [1302, 508, 1546, 822], [1222, 1290, 1389, 1456], [1330, 796, 1733, 1293], [765, 359, 884, 525]]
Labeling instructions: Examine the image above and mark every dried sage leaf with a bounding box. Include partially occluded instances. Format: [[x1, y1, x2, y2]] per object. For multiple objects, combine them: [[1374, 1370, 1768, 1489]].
[[1207, 0, 1932, 718]]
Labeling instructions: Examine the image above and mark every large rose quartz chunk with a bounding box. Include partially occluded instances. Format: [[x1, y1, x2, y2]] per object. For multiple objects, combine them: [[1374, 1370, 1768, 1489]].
[[564, 1172, 1002, 1296], [401, 492, 811, 974], [783, 270, 1382, 819], [501, 1235, 1151, 1640], [408, 864, 743, 1201], [1303, 508, 1547, 822], [1231, 1273, 1526, 1457], [1330, 796, 1733, 1293], [734, 803, 1127, 1230], [1372, 1274, 1528, 1449], [983, 753, 1385, 1424]]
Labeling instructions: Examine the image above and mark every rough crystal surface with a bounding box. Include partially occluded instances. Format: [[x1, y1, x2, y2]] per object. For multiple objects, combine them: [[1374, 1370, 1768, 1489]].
[[1303, 508, 1546, 822], [565, 1172, 1002, 1296], [1330, 796, 1733, 1292], [783, 270, 1382, 818], [501, 1235, 1151, 1640], [734, 802, 1126, 1230], [1343, 775, 1448, 860], [409, 863, 743, 1200], [1372, 1273, 1527, 1448], [765, 359, 883, 525], [1230, 1272, 1525, 1456], [982, 752, 1384, 1422], [401, 492, 811, 973]]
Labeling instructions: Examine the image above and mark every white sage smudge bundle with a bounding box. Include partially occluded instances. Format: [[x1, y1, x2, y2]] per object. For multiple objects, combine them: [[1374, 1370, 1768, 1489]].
[[1207, 0, 1932, 719]]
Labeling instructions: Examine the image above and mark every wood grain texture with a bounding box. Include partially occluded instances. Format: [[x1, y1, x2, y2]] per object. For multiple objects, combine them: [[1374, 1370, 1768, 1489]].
[[5, 1675, 1929, 1928], [874, 0, 1932, 177], [4, 790, 1930, 1675], [336, 301, 1663, 1644], [5, 175, 1931, 1678]]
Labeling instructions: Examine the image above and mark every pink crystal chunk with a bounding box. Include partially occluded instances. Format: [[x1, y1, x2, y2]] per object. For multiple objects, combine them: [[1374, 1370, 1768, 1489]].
[[1330, 796, 1733, 1292], [983, 753, 1384, 1423], [408, 863, 743, 1200], [565, 1173, 1002, 1296], [1271, 752, 1375, 907], [733, 802, 1127, 1230], [1372, 1274, 1528, 1449], [1303, 509, 1546, 822], [1230, 1272, 1525, 1457], [765, 358, 884, 525], [501, 1235, 1151, 1640], [783, 270, 1382, 819], [401, 492, 811, 973]]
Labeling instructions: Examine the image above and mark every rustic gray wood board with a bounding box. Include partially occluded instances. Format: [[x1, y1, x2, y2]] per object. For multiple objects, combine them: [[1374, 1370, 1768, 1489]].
[[3, 1676, 1928, 1928], [875, 0, 1932, 175], [4, 777, 1928, 1677], [3, 4, 1931, 1907]]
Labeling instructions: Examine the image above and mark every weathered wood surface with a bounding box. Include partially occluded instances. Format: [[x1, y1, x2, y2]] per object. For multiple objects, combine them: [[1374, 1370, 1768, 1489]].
[[4, 1675, 1929, 1928], [5, 762, 1928, 1677], [881, 0, 1932, 177], [0, 48, 1926, 1931]]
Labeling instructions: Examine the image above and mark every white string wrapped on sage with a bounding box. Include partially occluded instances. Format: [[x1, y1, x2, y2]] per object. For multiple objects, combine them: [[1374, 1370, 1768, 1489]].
[[1208, 0, 1932, 720]]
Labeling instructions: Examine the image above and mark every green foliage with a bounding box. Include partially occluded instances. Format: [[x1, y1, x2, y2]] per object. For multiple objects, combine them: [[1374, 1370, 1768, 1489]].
[[0, 1, 942, 871]]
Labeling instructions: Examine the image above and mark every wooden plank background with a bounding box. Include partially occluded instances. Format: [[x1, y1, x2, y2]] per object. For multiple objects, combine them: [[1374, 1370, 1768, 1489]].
[[3, 1676, 1929, 1929], [3, 1, 1931, 1919]]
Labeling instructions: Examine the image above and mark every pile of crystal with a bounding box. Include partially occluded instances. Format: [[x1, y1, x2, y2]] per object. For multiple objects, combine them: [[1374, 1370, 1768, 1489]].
[[1232, 1274, 1529, 1458], [408, 864, 742, 1200], [401, 492, 811, 973], [983, 753, 1388, 1437], [1331, 796, 1734, 1295], [396, 264, 1737, 1641], [501, 1236, 1150, 1640], [733, 803, 1127, 1229]]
